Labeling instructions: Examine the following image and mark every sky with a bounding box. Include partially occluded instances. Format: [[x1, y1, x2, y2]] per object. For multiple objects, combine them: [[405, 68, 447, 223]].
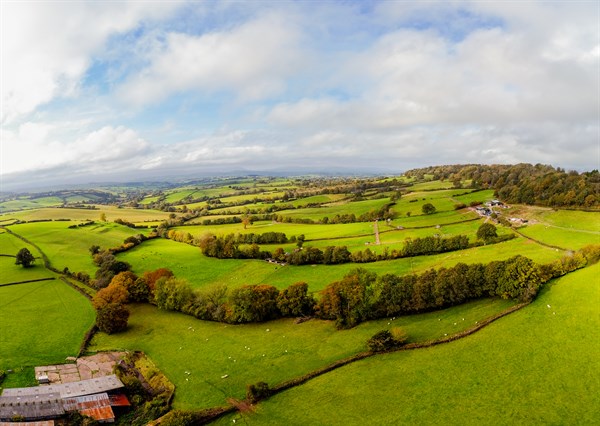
[[1, 0, 599, 190]]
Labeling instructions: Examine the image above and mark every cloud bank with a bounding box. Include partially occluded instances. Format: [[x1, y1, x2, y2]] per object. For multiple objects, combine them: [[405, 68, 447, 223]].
[[1, 0, 598, 190]]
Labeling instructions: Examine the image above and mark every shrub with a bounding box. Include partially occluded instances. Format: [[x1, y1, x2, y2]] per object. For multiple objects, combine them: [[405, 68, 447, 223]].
[[367, 330, 395, 352], [422, 203, 436, 215], [367, 329, 408, 352], [15, 247, 35, 267], [96, 303, 129, 334], [477, 223, 498, 242], [390, 327, 408, 345], [246, 381, 271, 403], [160, 410, 199, 426]]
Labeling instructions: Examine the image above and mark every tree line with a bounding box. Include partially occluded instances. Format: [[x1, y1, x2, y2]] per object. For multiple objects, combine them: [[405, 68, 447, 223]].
[[192, 227, 509, 265], [91, 244, 599, 333], [406, 163, 599, 208]]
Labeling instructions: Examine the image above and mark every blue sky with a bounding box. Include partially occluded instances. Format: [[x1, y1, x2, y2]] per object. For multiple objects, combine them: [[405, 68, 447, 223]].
[[1, 0, 598, 190]]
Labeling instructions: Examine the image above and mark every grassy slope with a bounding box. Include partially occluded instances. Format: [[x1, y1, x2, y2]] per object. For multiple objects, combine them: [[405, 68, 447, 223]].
[[222, 264, 600, 425], [173, 221, 375, 240], [518, 224, 600, 250], [0, 257, 54, 283], [9, 221, 144, 274], [118, 236, 563, 292], [89, 297, 514, 410], [0, 206, 170, 223], [0, 279, 95, 371]]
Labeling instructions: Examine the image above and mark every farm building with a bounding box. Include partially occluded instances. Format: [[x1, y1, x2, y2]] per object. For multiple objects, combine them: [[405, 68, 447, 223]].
[[1, 375, 124, 399], [62, 393, 115, 423], [0, 392, 64, 422], [0, 375, 126, 423], [475, 207, 492, 216]]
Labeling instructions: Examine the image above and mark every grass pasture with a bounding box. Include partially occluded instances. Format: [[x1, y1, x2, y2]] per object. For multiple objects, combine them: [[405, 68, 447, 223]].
[[90, 297, 515, 410], [8, 221, 146, 275], [0, 279, 95, 372], [0, 257, 54, 284], [116, 238, 280, 290], [277, 198, 393, 221], [0, 229, 37, 256], [0, 206, 170, 224], [224, 263, 600, 425], [0, 196, 64, 213], [117, 235, 564, 293], [517, 223, 599, 251], [173, 221, 375, 241], [508, 206, 600, 232], [453, 189, 495, 205]]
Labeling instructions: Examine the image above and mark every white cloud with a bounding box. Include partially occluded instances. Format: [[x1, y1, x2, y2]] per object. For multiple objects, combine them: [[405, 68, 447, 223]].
[[118, 12, 308, 106], [1, 124, 149, 176], [1, 1, 598, 190], [1, 1, 183, 124]]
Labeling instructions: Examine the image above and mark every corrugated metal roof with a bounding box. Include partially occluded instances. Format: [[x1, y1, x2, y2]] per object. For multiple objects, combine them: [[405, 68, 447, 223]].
[[62, 393, 110, 411], [1, 375, 123, 399], [80, 406, 115, 422], [108, 394, 131, 407], [0, 392, 64, 421]]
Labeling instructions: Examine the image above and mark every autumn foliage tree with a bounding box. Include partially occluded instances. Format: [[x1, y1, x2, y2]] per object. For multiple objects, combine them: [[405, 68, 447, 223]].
[[96, 303, 130, 334]]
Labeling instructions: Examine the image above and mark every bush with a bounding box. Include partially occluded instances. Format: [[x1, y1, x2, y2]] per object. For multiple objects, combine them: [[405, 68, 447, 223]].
[[96, 303, 129, 334], [160, 410, 199, 426], [422, 203, 436, 215], [367, 329, 408, 352], [477, 223, 498, 242], [390, 327, 408, 345], [367, 330, 395, 352], [246, 381, 271, 403], [15, 247, 35, 267]]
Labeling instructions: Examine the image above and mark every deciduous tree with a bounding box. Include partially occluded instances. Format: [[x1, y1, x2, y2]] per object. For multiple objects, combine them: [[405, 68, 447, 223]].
[[15, 248, 35, 268]]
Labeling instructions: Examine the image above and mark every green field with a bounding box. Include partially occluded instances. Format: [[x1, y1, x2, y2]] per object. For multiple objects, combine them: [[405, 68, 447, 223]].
[[1, 229, 36, 256], [0, 196, 65, 213], [0, 257, 54, 284], [0, 280, 95, 372], [2, 178, 597, 424], [116, 235, 564, 293], [453, 189, 496, 205], [517, 223, 599, 250], [408, 180, 455, 191], [0, 206, 171, 223], [173, 221, 375, 241], [8, 221, 146, 275], [277, 198, 393, 221], [90, 297, 515, 410], [508, 206, 600, 232], [117, 238, 286, 290], [218, 263, 600, 425]]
